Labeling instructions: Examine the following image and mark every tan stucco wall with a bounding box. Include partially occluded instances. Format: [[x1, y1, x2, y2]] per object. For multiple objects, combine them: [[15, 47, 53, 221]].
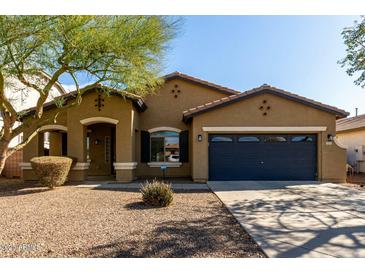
[[23, 107, 67, 162], [136, 78, 229, 178], [68, 92, 137, 181], [191, 93, 347, 183], [49, 132, 62, 156], [21, 79, 347, 183], [22, 91, 137, 182], [337, 128, 365, 172], [141, 79, 228, 129], [22, 108, 68, 180]]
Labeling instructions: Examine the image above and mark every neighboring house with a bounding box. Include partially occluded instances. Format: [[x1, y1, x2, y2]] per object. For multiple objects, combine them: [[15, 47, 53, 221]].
[[336, 114, 365, 173], [1, 74, 66, 178], [20, 72, 349, 183]]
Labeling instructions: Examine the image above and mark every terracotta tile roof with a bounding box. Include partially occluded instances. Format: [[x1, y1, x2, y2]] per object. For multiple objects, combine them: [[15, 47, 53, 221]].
[[337, 113, 365, 132], [164, 71, 240, 96], [183, 84, 349, 122]]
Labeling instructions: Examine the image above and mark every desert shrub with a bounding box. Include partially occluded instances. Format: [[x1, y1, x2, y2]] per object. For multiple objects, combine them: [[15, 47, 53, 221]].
[[141, 179, 174, 207], [30, 156, 73, 189]]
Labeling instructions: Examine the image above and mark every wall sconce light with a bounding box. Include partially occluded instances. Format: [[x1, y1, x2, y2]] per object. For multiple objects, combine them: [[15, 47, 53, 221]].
[[327, 134, 334, 142], [94, 139, 100, 145], [197, 134, 203, 142]]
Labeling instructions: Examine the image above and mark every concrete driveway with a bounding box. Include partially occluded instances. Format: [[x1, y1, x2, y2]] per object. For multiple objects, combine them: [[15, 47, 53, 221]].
[[208, 181, 365, 258]]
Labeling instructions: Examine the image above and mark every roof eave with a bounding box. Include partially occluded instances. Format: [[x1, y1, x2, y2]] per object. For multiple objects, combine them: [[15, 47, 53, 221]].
[[20, 86, 147, 119], [182, 87, 349, 122], [164, 72, 240, 96], [337, 126, 365, 133]]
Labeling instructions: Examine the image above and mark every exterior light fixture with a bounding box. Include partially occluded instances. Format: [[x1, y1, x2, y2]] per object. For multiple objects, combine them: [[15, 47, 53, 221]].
[[327, 134, 334, 142], [197, 134, 203, 142]]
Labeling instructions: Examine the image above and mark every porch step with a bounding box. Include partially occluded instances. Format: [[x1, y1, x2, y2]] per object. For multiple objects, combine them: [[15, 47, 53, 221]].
[[87, 176, 115, 181], [73, 182, 209, 191]]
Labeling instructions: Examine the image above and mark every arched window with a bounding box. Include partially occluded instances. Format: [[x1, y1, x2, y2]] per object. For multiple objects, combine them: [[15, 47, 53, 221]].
[[150, 131, 180, 162]]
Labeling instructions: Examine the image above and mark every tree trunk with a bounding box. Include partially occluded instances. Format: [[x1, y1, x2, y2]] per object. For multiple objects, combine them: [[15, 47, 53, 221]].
[[0, 141, 10, 175]]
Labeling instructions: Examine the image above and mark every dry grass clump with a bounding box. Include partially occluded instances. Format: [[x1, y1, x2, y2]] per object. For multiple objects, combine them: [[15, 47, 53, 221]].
[[141, 179, 174, 207]]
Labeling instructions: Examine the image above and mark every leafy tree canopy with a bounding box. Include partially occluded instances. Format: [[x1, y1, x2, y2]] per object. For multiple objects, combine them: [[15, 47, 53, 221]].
[[0, 16, 178, 96], [340, 16, 365, 88], [0, 15, 178, 172]]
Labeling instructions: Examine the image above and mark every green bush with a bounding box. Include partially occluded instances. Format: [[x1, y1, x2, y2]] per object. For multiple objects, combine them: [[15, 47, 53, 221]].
[[141, 179, 174, 207], [30, 156, 73, 189]]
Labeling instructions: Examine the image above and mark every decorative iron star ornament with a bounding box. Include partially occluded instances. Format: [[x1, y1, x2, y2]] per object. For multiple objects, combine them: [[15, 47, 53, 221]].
[[94, 94, 105, 111]]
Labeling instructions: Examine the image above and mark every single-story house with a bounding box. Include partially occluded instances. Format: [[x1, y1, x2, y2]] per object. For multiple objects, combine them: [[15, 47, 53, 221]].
[[20, 72, 349, 183], [337, 114, 365, 173]]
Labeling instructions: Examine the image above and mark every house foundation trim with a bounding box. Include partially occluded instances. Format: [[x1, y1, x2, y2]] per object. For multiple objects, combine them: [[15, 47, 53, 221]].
[[20, 162, 90, 171], [147, 162, 182, 168], [19, 162, 32, 170], [72, 162, 90, 170], [202, 126, 327, 132], [113, 162, 138, 170]]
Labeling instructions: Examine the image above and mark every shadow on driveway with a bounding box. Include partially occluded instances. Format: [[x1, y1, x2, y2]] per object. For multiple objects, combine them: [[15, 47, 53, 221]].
[[209, 181, 365, 257]]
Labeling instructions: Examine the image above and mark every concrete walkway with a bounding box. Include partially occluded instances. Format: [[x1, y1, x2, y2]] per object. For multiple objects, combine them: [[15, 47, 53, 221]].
[[73, 181, 209, 191], [208, 180, 365, 258]]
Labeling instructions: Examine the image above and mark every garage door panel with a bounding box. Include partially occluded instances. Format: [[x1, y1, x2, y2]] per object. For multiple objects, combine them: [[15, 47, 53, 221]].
[[209, 134, 317, 181], [209, 142, 263, 180]]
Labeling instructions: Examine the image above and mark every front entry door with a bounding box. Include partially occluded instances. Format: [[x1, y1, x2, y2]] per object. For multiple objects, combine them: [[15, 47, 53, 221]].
[[87, 123, 116, 176]]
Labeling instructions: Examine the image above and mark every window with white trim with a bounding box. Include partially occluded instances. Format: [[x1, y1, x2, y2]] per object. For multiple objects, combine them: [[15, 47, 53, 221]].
[[150, 131, 180, 162]]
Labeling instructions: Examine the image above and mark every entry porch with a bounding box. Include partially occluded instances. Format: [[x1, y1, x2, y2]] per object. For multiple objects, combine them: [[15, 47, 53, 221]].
[[21, 116, 137, 182]]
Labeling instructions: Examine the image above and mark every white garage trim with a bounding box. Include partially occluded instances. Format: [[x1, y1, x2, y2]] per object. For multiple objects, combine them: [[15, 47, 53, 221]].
[[80, 117, 119, 126], [39, 125, 68, 132], [148, 127, 182, 133], [202, 126, 327, 132], [113, 162, 138, 170]]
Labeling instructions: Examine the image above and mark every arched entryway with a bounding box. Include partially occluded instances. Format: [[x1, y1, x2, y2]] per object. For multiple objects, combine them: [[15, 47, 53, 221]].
[[38, 125, 68, 157], [80, 117, 118, 179]]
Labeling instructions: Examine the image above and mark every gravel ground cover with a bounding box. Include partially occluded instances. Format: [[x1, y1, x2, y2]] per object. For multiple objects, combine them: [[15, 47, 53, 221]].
[[0, 178, 265, 258]]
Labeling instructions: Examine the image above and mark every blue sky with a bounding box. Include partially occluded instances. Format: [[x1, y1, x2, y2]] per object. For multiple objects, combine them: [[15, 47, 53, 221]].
[[61, 16, 365, 117]]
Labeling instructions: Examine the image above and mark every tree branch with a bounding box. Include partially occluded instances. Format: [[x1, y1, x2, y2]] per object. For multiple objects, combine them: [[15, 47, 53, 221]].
[[0, 70, 18, 125], [6, 45, 44, 94], [33, 66, 67, 118], [7, 129, 39, 157]]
